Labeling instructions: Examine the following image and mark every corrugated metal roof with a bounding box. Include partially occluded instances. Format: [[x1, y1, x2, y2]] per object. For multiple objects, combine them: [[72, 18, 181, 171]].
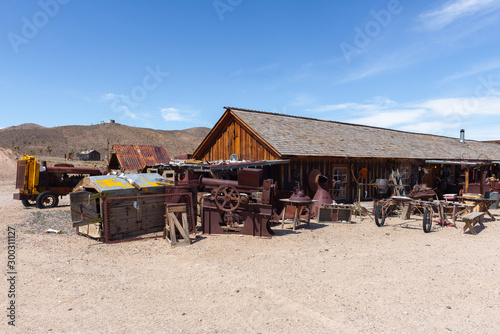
[[112, 145, 171, 171], [227, 107, 500, 161]]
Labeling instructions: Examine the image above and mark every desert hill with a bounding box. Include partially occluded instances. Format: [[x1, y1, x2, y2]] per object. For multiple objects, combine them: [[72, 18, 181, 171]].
[[2, 123, 46, 131], [0, 122, 211, 158]]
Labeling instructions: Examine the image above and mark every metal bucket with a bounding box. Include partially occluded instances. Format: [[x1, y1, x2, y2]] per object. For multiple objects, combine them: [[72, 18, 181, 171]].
[[376, 179, 389, 194]]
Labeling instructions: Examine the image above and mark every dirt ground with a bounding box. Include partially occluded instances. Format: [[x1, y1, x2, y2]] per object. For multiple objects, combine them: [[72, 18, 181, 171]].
[[1, 151, 500, 333]]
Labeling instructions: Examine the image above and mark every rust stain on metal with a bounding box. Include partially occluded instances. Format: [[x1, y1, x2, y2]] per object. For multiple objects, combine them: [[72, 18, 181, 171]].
[[112, 145, 171, 171]]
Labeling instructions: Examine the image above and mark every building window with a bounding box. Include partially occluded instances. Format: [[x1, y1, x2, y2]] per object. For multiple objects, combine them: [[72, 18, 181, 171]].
[[332, 167, 348, 199]]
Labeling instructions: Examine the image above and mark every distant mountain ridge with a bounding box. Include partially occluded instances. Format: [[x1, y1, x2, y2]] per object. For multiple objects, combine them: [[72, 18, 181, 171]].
[[0, 122, 211, 158]]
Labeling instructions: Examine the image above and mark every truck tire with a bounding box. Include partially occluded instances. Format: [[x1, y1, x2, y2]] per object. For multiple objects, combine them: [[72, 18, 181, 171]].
[[36, 191, 59, 209], [21, 199, 36, 207]]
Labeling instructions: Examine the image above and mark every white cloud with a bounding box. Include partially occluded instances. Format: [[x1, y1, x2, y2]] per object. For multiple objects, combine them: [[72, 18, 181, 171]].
[[418, 0, 500, 31], [307, 103, 365, 113], [397, 121, 461, 135], [419, 96, 500, 117], [348, 109, 427, 128], [160, 107, 200, 123], [307, 95, 500, 139], [101, 93, 125, 101], [307, 98, 396, 113], [161, 107, 186, 122]]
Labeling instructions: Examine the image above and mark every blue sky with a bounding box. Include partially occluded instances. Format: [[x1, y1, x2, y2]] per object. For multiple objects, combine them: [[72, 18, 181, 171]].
[[2, 0, 500, 141]]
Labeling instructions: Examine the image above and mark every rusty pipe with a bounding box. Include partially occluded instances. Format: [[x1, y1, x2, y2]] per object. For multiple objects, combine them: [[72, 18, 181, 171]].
[[200, 176, 263, 191]]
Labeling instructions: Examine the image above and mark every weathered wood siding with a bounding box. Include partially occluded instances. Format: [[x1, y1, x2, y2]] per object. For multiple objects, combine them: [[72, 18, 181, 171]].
[[106, 196, 165, 241], [199, 119, 280, 161]]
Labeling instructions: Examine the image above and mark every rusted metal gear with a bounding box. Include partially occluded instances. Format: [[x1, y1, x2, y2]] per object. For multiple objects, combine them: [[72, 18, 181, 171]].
[[213, 185, 241, 212]]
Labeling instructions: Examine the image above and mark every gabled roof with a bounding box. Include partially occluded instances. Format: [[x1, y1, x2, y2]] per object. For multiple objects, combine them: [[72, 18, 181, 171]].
[[79, 149, 99, 155], [111, 145, 171, 171], [217, 107, 500, 161]]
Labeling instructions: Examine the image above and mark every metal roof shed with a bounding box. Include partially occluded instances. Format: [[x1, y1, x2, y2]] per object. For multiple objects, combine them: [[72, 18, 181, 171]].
[[108, 145, 171, 172]]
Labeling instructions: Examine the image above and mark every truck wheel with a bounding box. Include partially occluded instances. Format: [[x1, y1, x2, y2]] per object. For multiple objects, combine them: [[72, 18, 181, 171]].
[[36, 191, 59, 209], [21, 199, 36, 207]]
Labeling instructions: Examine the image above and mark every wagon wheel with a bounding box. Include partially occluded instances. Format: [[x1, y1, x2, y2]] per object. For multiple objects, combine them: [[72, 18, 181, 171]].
[[213, 185, 241, 212], [35, 191, 59, 209], [422, 209, 432, 233], [374, 204, 386, 227]]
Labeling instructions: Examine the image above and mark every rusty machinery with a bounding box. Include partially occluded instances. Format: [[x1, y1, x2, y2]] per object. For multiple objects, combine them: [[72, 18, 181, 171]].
[[307, 169, 334, 218], [199, 168, 277, 237], [14, 155, 105, 209]]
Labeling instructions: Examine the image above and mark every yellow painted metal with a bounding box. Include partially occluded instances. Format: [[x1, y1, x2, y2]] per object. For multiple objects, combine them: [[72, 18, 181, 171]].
[[18, 155, 40, 195], [94, 178, 134, 189]]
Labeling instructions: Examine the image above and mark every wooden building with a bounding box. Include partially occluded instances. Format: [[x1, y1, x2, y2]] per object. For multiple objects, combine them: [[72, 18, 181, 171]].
[[192, 107, 500, 202], [76, 149, 101, 161]]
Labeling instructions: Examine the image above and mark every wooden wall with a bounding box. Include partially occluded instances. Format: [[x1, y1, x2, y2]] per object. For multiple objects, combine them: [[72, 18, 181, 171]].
[[198, 119, 280, 162]]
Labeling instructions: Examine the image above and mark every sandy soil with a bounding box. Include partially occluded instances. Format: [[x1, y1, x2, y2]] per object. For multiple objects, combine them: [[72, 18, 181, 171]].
[[1, 153, 499, 333]]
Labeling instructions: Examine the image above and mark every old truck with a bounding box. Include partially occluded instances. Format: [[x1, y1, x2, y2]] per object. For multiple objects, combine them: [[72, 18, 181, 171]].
[[13, 155, 105, 208]]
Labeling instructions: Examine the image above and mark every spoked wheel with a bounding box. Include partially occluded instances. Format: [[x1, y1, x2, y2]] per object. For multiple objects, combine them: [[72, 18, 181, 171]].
[[375, 204, 386, 227], [35, 191, 59, 209], [213, 186, 241, 212], [422, 209, 432, 233], [21, 199, 37, 207]]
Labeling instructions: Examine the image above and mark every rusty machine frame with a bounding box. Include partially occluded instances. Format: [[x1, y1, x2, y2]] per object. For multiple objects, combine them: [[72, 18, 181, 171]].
[[200, 168, 277, 238]]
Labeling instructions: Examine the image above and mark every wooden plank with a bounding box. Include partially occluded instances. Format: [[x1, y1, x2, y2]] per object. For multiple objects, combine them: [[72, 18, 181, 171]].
[[108, 214, 165, 235], [73, 217, 103, 227], [169, 212, 190, 242], [228, 121, 234, 157], [181, 212, 190, 235], [107, 197, 165, 209], [169, 213, 177, 244], [400, 203, 411, 221], [235, 122, 240, 157], [241, 125, 247, 159], [70, 191, 98, 221], [462, 212, 484, 220], [166, 205, 187, 213]]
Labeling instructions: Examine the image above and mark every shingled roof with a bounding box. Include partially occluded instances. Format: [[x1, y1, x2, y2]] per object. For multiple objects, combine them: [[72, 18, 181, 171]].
[[226, 107, 500, 161]]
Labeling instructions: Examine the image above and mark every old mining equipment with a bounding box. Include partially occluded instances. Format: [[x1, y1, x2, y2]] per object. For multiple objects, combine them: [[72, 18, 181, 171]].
[[14, 155, 105, 209], [200, 168, 277, 237]]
